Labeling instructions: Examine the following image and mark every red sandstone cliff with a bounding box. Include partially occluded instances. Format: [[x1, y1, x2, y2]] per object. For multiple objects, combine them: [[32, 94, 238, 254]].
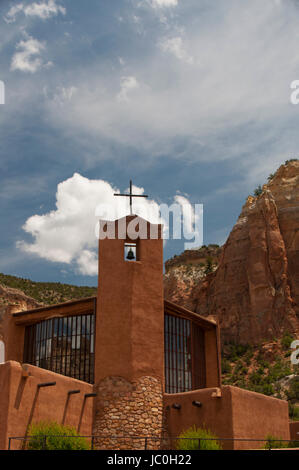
[[164, 161, 299, 345], [164, 245, 222, 309]]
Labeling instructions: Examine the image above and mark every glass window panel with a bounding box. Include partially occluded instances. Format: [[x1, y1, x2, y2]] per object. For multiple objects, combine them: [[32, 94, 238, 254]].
[[164, 313, 205, 393], [53, 318, 58, 337], [63, 318, 68, 337], [58, 318, 62, 337], [23, 312, 95, 384], [81, 315, 86, 334], [67, 317, 72, 335], [86, 315, 90, 335]]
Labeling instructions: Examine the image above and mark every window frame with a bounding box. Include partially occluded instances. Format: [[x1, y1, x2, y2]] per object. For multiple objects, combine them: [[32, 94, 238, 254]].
[[23, 312, 95, 384], [164, 312, 206, 394]]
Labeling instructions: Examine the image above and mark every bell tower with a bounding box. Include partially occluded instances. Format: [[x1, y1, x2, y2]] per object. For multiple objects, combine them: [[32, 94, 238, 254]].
[[93, 186, 164, 449], [95, 215, 164, 383]]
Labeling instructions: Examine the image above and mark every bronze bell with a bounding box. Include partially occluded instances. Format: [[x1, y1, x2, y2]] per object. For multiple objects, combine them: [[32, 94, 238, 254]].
[[126, 248, 135, 260]]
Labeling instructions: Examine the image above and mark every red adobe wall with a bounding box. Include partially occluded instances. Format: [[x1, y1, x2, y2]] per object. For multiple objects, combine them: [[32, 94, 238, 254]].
[[164, 385, 290, 450], [164, 387, 234, 449], [95, 216, 164, 384], [290, 421, 299, 441], [229, 386, 290, 449], [3, 307, 25, 364], [0, 361, 94, 450]]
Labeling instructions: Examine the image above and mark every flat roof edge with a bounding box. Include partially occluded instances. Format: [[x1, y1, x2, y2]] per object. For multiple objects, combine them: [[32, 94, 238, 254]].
[[164, 299, 217, 327], [12, 296, 97, 317]]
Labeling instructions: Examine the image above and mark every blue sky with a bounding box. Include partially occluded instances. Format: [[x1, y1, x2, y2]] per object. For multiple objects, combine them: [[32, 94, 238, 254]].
[[0, 0, 299, 286]]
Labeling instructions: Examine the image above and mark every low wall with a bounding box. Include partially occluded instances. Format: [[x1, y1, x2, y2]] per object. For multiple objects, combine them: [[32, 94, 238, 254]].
[[290, 421, 299, 441], [164, 385, 290, 450], [230, 386, 289, 449], [0, 361, 94, 450]]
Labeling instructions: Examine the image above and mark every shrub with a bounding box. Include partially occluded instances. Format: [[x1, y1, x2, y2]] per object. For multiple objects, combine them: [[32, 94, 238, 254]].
[[289, 403, 299, 420], [254, 185, 263, 196], [223, 342, 252, 362], [268, 361, 291, 382], [267, 173, 275, 182], [289, 440, 299, 448], [176, 426, 222, 450], [204, 257, 214, 275], [27, 421, 91, 450], [281, 332, 294, 350], [260, 383, 275, 396], [221, 358, 232, 374], [249, 371, 263, 386], [286, 376, 299, 401], [263, 434, 288, 449]]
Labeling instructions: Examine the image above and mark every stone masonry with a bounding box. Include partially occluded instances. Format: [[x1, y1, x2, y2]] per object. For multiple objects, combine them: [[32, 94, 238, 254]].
[[93, 376, 164, 450]]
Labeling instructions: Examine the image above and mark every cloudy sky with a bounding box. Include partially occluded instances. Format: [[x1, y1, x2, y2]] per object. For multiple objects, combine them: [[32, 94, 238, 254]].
[[0, 0, 299, 286]]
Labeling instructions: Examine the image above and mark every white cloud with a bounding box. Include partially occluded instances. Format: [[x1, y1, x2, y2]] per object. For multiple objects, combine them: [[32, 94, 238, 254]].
[[39, 0, 299, 185], [17, 174, 167, 275], [52, 86, 78, 105], [151, 0, 178, 7], [43, 85, 78, 103], [17, 173, 199, 275], [77, 250, 98, 276], [160, 36, 194, 64], [4, 0, 66, 23], [174, 195, 203, 249], [10, 37, 46, 73], [117, 76, 139, 102], [4, 0, 299, 194], [3, 4, 24, 24]]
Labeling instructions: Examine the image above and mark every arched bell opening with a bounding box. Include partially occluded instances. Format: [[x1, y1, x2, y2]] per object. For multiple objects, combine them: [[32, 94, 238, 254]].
[[124, 241, 139, 262]]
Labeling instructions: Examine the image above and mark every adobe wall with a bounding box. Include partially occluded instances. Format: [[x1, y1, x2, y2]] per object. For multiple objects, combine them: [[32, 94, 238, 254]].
[[164, 387, 234, 450], [3, 308, 25, 363], [164, 385, 290, 450], [0, 361, 94, 450], [289, 421, 299, 441], [229, 386, 290, 449], [95, 226, 164, 383]]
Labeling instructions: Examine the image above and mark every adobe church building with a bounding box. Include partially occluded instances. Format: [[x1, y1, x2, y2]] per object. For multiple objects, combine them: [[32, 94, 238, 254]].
[[0, 210, 290, 450]]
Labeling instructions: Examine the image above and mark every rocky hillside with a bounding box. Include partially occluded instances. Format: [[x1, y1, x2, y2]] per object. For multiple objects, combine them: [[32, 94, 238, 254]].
[[164, 245, 222, 307], [0, 273, 97, 306], [0, 283, 41, 341], [0, 274, 97, 341], [164, 160, 299, 346]]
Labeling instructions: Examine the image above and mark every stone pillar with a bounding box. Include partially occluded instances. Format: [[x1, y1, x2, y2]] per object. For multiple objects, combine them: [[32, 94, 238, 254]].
[[93, 376, 163, 450]]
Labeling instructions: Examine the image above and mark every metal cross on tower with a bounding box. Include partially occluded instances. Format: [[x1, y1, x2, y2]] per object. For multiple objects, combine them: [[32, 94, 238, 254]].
[[114, 180, 148, 215]]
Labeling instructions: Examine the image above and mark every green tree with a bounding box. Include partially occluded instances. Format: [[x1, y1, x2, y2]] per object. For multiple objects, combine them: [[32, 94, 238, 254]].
[[254, 185, 263, 196], [221, 358, 232, 374], [281, 331, 294, 350], [204, 257, 214, 275], [286, 376, 299, 401], [267, 173, 275, 182], [289, 403, 299, 421]]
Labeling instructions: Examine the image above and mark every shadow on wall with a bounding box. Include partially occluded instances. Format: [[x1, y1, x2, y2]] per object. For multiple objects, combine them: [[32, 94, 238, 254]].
[[0, 362, 95, 450]]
